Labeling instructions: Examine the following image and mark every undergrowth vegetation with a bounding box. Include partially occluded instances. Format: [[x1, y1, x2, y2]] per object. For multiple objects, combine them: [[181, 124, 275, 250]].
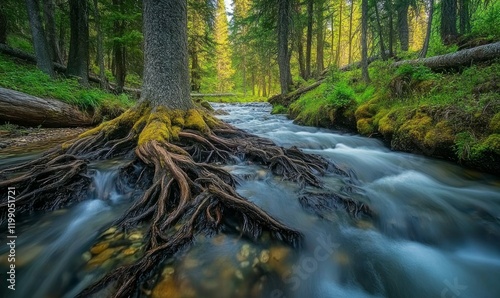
[[279, 59, 500, 173], [0, 55, 134, 116]]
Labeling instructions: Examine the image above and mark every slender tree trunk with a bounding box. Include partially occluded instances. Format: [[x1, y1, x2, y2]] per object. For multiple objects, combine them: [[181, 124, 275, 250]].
[[67, 0, 89, 85], [57, 2, 66, 63], [92, 0, 108, 89], [43, 0, 62, 63], [25, 0, 55, 78], [348, 0, 354, 64], [113, 0, 126, 93], [374, 0, 387, 60], [141, 0, 192, 109], [440, 0, 458, 44], [458, 0, 470, 34], [251, 70, 255, 96], [361, 0, 370, 83], [315, 0, 325, 76], [335, 0, 343, 66], [397, 0, 410, 51], [387, 0, 394, 57], [305, 0, 313, 79], [277, 0, 292, 95], [0, 4, 8, 44], [190, 49, 201, 92], [242, 55, 247, 96], [297, 30, 306, 80], [420, 0, 434, 58], [328, 8, 334, 67]]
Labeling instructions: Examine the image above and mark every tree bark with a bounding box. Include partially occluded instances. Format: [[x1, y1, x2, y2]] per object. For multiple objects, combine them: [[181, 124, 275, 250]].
[[277, 0, 292, 95], [43, 0, 62, 64], [374, 0, 387, 60], [335, 0, 343, 66], [305, 0, 313, 79], [348, 0, 354, 64], [315, 0, 325, 76], [0, 87, 94, 127], [458, 0, 470, 34], [0, 4, 7, 44], [112, 0, 126, 94], [92, 0, 108, 90], [420, 0, 434, 58], [141, 0, 193, 109], [396, 0, 410, 51], [387, 0, 394, 57], [361, 0, 370, 83], [440, 0, 458, 44], [296, 25, 306, 80], [394, 41, 500, 70], [67, 0, 89, 85], [25, 0, 55, 78]]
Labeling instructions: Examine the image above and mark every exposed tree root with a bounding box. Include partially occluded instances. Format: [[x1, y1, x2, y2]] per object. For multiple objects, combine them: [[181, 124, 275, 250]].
[[0, 104, 364, 297]]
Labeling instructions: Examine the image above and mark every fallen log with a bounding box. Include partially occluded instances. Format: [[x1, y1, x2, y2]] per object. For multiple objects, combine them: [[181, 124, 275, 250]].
[[392, 41, 500, 70], [268, 79, 324, 107], [0, 87, 95, 127]]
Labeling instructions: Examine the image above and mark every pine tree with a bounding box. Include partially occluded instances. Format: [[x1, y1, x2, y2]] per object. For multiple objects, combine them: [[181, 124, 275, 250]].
[[214, 0, 234, 92]]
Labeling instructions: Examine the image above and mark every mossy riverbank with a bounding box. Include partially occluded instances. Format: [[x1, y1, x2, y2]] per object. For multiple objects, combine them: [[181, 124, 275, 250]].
[[272, 60, 500, 175]]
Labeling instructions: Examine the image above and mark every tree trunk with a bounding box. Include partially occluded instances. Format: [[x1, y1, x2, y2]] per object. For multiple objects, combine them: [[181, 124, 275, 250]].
[[458, 0, 470, 34], [374, 0, 387, 60], [190, 47, 201, 92], [297, 27, 306, 80], [25, 0, 55, 78], [397, 0, 410, 51], [420, 0, 434, 58], [0, 4, 7, 44], [113, 0, 126, 94], [361, 0, 370, 83], [387, 0, 394, 57], [315, 0, 325, 76], [43, 0, 62, 64], [141, 0, 192, 109], [277, 0, 292, 95], [0, 87, 94, 127], [335, 0, 343, 67], [305, 0, 313, 79], [348, 0, 354, 64], [394, 41, 500, 70], [67, 0, 89, 86], [440, 0, 458, 44], [92, 0, 108, 90]]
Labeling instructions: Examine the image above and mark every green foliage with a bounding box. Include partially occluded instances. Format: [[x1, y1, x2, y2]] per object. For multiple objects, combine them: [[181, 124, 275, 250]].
[[326, 81, 355, 107], [271, 104, 287, 114], [470, 1, 500, 40], [0, 55, 134, 112], [394, 64, 439, 81]]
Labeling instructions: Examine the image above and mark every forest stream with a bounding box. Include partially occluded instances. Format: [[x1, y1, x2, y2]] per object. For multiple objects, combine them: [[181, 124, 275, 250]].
[[1, 102, 500, 298]]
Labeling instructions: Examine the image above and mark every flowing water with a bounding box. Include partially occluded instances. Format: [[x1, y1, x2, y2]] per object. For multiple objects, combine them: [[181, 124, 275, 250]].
[[1, 102, 500, 298]]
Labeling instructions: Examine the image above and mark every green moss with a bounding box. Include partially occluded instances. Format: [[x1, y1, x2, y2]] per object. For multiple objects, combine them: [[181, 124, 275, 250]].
[[355, 103, 376, 120], [424, 121, 455, 148], [271, 104, 288, 114], [490, 113, 500, 133], [184, 109, 209, 133], [474, 134, 500, 156], [0, 54, 134, 112], [357, 118, 375, 135]]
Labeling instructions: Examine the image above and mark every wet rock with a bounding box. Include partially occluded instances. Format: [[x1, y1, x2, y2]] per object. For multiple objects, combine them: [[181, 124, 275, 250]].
[[235, 269, 244, 280], [128, 232, 142, 241], [87, 248, 116, 268], [259, 250, 270, 263], [90, 242, 109, 255], [122, 247, 138, 256]]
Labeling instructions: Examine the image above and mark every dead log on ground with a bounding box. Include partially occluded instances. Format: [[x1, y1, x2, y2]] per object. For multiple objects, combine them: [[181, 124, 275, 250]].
[[392, 41, 500, 70], [0, 87, 95, 127]]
